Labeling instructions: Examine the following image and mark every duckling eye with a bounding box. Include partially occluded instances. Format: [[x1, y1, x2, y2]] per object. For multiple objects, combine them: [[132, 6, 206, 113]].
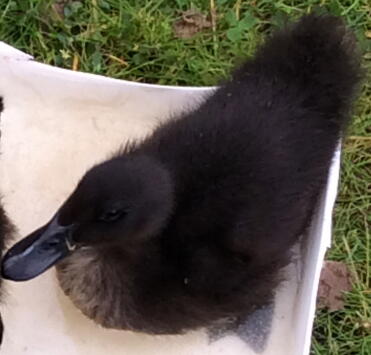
[[99, 208, 126, 223]]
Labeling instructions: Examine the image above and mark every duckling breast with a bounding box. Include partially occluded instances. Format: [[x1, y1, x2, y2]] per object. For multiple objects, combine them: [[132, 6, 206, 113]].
[[56, 248, 137, 330]]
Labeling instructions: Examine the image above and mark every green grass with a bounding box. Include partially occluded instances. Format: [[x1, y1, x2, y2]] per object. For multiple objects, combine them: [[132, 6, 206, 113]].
[[0, 0, 370, 354]]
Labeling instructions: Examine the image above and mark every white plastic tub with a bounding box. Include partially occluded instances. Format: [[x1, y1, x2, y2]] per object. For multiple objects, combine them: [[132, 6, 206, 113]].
[[0, 42, 339, 355]]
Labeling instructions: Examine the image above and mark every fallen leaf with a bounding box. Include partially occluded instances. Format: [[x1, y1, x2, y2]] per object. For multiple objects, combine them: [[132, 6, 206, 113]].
[[72, 54, 79, 71], [107, 54, 128, 66], [365, 30, 371, 39], [361, 320, 371, 333], [173, 9, 211, 39], [52, 0, 70, 19], [317, 260, 352, 311]]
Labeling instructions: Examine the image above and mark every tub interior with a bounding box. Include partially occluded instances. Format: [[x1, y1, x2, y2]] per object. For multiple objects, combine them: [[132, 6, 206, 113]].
[[0, 44, 338, 355]]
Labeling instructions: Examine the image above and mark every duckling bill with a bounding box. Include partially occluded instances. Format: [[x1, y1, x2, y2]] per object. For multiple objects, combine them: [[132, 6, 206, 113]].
[[1, 220, 73, 281], [1, 14, 361, 335]]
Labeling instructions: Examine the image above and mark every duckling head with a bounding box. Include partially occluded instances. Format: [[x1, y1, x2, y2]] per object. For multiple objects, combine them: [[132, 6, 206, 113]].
[[1, 155, 173, 281]]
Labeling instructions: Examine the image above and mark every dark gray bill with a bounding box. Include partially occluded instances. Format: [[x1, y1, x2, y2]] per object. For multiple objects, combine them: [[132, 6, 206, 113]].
[[1, 218, 74, 281]]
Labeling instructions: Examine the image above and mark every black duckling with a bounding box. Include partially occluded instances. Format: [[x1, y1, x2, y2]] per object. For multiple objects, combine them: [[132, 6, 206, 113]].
[[1, 14, 361, 335]]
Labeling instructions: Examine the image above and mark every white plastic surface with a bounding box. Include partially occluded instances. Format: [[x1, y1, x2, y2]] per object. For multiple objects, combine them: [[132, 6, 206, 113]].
[[0, 42, 339, 355]]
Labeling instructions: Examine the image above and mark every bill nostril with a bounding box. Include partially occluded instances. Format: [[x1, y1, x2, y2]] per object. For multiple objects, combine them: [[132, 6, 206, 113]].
[[40, 237, 62, 251], [48, 239, 60, 246]]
